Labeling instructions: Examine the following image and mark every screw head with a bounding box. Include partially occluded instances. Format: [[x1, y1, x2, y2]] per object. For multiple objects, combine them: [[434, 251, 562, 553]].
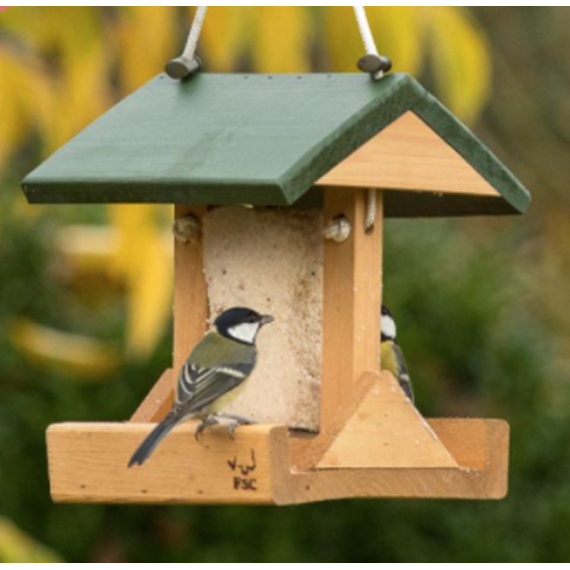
[[174, 215, 200, 245]]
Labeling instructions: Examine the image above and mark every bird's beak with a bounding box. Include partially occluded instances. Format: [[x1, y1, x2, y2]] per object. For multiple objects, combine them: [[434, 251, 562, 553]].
[[260, 315, 275, 326]]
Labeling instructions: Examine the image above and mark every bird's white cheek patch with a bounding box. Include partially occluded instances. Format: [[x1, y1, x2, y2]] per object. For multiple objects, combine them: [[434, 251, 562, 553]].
[[228, 323, 260, 345], [382, 315, 397, 340]]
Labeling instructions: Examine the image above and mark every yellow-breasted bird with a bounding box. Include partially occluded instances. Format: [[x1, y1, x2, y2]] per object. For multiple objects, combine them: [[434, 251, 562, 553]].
[[381, 305, 414, 403], [129, 307, 274, 468]]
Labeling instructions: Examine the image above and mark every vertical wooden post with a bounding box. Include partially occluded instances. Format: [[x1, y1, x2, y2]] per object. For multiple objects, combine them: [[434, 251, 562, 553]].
[[174, 205, 209, 371], [130, 206, 209, 424], [320, 188, 383, 434]]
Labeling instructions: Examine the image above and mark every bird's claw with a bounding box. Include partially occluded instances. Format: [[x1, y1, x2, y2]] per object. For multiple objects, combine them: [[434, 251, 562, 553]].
[[195, 417, 218, 443], [226, 417, 255, 440], [195, 415, 255, 442], [228, 422, 239, 440]]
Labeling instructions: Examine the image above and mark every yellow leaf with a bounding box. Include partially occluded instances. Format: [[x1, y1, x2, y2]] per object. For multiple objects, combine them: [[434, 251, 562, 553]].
[[253, 7, 310, 73], [42, 46, 110, 153], [366, 7, 424, 74], [0, 7, 101, 55], [0, 7, 111, 156], [425, 7, 491, 125], [115, 6, 177, 93], [198, 7, 311, 73], [0, 518, 62, 563], [0, 48, 53, 170], [200, 7, 250, 71], [55, 225, 120, 277], [108, 205, 151, 282], [10, 320, 121, 381], [126, 232, 173, 359], [109, 205, 173, 359], [324, 7, 362, 72]]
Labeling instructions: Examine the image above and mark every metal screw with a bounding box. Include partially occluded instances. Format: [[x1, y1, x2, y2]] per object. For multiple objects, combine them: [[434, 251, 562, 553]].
[[324, 216, 352, 244], [174, 215, 200, 245]]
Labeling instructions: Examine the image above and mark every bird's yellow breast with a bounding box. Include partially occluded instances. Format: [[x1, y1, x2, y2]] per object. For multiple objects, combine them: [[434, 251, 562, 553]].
[[202, 380, 249, 416], [381, 340, 398, 376]]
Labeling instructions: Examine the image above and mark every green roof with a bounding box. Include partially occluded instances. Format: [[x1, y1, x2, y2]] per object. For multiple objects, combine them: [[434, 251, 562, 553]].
[[22, 73, 531, 217]]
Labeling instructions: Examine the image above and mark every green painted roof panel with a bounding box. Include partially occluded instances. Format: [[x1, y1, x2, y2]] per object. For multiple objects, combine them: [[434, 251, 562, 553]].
[[22, 73, 531, 216]]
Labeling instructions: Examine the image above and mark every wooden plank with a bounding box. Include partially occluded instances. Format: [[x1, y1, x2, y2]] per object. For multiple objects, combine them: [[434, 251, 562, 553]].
[[174, 206, 209, 372], [47, 423, 286, 506], [428, 419, 504, 471], [318, 372, 458, 469], [318, 111, 500, 198], [130, 206, 209, 425], [280, 419, 509, 504], [320, 189, 382, 433], [46, 419, 509, 504]]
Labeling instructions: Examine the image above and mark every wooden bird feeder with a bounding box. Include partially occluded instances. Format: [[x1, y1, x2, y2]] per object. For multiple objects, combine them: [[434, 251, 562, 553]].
[[23, 73, 530, 505]]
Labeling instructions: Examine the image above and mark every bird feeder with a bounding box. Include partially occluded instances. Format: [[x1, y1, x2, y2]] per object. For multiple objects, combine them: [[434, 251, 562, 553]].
[[23, 72, 530, 505]]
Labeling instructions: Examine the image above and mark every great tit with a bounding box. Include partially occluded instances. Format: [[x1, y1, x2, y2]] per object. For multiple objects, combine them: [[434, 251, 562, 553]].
[[381, 305, 414, 403], [128, 307, 274, 468]]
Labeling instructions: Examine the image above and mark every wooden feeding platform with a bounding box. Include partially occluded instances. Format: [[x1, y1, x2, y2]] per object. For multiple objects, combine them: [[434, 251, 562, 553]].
[[24, 73, 529, 505]]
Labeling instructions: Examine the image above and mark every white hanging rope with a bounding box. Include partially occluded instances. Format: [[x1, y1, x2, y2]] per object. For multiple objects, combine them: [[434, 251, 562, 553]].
[[168, 6, 389, 81], [353, 7, 379, 59], [353, 6, 389, 80], [181, 6, 208, 64], [324, 216, 352, 244], [365, 189, 378, 234], [354, 7, 383, 233]]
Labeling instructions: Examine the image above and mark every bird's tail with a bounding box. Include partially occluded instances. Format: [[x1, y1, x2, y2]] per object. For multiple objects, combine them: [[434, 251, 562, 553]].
[[128, 412, 181, 468]]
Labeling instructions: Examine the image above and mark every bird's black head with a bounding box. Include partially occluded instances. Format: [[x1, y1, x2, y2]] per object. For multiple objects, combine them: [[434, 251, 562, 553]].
[[381, 305, 397, 342], [214, 308, 275, 345]]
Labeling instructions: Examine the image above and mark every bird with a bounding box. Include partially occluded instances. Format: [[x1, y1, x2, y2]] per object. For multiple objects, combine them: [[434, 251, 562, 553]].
[[128, 307, 274, 468], [381, 305, 414, 403]]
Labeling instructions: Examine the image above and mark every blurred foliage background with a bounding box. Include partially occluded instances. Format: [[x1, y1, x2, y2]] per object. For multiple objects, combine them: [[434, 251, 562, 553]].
[[0, 6, 569, 563]]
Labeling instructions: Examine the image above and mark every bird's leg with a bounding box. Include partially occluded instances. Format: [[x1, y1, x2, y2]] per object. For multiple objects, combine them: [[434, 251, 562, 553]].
[[218, 414, 258, 440], [216, 413, 258, 426], [195, 416, 219, 443]]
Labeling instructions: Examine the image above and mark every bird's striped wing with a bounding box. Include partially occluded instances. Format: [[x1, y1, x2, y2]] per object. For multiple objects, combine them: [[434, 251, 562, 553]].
[[392, 342, 414, 403], [175, 360, 255, 414]]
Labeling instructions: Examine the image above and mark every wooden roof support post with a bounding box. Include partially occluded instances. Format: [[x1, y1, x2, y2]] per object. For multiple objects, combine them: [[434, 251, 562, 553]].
[[131, 205, 208, 424], [174, 205, 209, 372], [321, 187, 383, 432]]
